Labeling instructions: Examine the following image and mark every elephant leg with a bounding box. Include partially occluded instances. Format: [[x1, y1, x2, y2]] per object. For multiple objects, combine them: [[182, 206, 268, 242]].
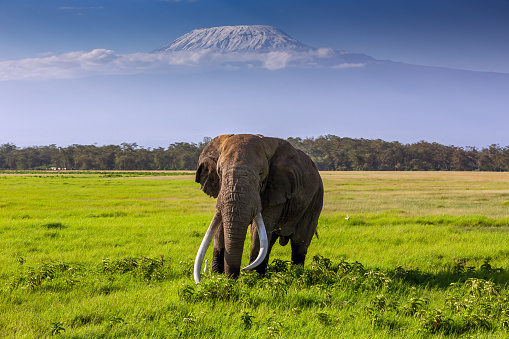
[[290, 189, 323, 267], [250, 230, 279, 275], [290, 240, 307, 265], [212, 222, 225, 273]]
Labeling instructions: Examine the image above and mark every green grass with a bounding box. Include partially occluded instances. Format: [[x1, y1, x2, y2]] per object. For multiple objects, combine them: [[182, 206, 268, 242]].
[[1, 171, 509, 338]]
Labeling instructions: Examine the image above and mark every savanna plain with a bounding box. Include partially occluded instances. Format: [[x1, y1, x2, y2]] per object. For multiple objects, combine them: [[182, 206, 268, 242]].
[[1, 171, 509, 338]]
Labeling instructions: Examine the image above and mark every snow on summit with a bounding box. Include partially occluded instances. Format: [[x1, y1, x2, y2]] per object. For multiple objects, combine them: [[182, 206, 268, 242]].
[[151, 25, 313, 53]]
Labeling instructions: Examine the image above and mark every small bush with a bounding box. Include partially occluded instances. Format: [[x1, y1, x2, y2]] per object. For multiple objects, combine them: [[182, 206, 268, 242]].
[[102, 257, 139, 274], [50, 322, 65, 335], [315, 311, 331, 326], [42, 222, 65, 229], [138, 256, 167, 282], [420, 309, 454, 334], [240, 311, 255, 329], [181, 275, 240, 302]]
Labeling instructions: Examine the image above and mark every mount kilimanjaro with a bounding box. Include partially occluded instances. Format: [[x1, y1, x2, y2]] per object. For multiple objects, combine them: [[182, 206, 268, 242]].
[[151, 25, 376, 66], [151, 25, 312, 53]]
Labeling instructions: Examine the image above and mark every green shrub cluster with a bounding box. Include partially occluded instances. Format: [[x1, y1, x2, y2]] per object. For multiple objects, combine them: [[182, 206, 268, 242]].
[[176, 255, 509, 336], [2, 255, 509, 337], [6, 256, 171, 292], [102, 256, 169, 282], [7, 261, 84, 291], [420, 278, 509, 334]]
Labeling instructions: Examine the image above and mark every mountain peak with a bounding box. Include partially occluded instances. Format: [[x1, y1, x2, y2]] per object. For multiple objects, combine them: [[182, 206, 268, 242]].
[[151, 25, 313, 53]]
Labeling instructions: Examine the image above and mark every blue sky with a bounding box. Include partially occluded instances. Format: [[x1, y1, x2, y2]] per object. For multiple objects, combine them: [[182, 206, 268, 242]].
[[2, 0, 509, 72], [1, 0, 508, 147]]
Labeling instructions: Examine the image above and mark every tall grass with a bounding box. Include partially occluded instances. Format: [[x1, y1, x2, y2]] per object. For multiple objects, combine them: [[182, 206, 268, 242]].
[[1, 171, 509, 337]]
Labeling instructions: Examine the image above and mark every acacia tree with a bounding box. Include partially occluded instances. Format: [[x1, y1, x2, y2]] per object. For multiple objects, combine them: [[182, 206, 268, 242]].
[[93, 145, 119, 170], [0, 143, 17, 169], [152, 147, 170, 170]]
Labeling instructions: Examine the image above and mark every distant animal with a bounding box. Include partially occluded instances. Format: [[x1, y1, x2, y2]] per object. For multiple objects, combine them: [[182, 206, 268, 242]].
[[194, 134, 323, 283], [203, 259, 209, 274]]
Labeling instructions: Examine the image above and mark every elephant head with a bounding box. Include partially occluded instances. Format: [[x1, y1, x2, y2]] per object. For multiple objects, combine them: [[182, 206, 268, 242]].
[[194, 134, 323, 283]]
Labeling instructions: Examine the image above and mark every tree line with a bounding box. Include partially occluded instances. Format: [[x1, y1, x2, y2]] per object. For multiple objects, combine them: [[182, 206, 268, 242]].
[[0, 136, 508, 171]]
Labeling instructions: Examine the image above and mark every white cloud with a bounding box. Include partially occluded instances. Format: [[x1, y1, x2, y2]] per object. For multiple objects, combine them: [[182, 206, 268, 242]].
[[0, 49, 208, 81], [261, 52, 292, 70], [315, 48, 336, 58], [0, 48, 370, 81], [332, 63, 366, 69]]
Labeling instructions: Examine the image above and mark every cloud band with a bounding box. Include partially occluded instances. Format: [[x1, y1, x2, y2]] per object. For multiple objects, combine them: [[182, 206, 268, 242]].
[[0, 48, 368, 81]]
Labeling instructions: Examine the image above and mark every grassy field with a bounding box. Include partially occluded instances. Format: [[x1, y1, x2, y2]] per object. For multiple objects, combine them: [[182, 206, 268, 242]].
[[1, 171, 509, 338]]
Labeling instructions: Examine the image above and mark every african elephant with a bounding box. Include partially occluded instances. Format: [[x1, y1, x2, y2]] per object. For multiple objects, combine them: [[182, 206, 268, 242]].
[[193, 134, 323, 282]]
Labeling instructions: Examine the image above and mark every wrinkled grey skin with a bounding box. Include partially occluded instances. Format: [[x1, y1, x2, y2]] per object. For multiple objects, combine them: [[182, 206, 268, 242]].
[[195, 134, 323, 278]]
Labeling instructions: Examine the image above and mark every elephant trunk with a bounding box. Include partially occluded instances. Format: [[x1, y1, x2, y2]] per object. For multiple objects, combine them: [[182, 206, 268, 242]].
[[194, 167, 269, 282], [220, 195, 255, 278]]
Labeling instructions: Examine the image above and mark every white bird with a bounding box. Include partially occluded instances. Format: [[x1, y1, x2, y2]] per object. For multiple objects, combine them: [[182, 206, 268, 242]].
[[203, 259, 209, 274], [345, 215, 349, 220]]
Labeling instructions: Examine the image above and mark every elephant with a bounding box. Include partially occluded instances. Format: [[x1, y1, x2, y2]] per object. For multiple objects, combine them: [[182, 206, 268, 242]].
[[193, 134, 323, 283]]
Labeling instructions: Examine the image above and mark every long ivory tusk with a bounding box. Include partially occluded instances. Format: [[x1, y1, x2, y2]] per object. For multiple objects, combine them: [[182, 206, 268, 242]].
[[193, 211, 222, 283], [241, 212, 268, 271]]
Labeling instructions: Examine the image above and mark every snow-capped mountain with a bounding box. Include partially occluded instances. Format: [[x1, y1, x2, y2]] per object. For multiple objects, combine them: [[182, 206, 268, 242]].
[[151, 25, 313, 53], [151, 25, 376, 67]]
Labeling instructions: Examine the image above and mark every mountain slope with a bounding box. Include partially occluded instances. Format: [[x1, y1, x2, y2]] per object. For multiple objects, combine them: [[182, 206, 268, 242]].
[[151, 25, 313, 53]]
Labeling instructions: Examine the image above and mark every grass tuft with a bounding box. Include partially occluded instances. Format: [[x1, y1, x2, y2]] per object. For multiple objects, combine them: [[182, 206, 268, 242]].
[[42, 222, 66, 229]]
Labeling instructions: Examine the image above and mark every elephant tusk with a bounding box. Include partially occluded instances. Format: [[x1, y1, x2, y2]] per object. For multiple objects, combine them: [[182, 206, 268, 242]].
[[193, 210, 222, 283], [241, 212, 268, 272]]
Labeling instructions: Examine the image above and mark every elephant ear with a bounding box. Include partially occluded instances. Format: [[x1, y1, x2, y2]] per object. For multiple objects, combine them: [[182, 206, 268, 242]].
[[261, 141, 303, 207], [196, 157, 220, 198], [195, 136, 227, 198]]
